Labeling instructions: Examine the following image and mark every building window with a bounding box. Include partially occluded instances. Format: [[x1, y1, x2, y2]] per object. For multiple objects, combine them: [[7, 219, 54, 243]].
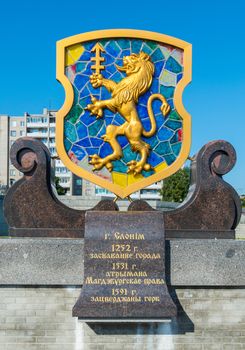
[[10, 130, 16, 137], [10, 169, 16, 176], [20, 130, 25, 136], [11, 121, 17, 127], [10, 179, 15, 186], [20, 121, 25, 127]]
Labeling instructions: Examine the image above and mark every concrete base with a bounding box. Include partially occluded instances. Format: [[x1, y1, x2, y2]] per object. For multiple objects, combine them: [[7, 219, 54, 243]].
[[0, 238, 244, 286]]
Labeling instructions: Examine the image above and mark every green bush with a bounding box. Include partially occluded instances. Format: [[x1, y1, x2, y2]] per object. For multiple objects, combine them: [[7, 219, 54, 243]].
[[160, 167, 190, 203]]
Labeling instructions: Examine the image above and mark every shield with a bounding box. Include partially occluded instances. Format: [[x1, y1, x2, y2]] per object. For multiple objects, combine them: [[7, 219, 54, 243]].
[[56, 30, 192, 198]]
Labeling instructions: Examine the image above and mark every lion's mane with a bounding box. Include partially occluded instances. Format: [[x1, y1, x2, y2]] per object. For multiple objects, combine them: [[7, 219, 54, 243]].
[[112, 52, 155, 106]]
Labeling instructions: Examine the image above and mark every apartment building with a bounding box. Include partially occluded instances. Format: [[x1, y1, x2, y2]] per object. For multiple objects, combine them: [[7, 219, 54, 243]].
[[94, 182, 162, 200], [25, 109, 71, 192], [0, 115, 9, 193], [0, 109, 72, 194]]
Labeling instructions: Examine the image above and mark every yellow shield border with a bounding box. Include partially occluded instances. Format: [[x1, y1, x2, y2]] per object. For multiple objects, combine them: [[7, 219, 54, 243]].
[[56, 29, 192, 198]]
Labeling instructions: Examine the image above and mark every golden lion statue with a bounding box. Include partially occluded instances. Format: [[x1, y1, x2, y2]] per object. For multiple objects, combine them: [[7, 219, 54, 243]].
[[86, 51, 170, 175]]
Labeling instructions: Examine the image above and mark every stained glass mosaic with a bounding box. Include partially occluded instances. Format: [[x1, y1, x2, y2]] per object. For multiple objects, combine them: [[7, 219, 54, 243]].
[[63, 38, 184, 188]]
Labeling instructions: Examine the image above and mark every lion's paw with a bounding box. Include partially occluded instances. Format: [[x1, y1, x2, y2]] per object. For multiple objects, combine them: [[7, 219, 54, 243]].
[[127, 161, 152, 175], [89, 154, 113, 172], [85, 96, 104, 119], [90, 73, 103, 88]]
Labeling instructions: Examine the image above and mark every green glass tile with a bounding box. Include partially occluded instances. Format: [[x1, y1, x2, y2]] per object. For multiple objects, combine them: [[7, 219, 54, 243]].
[[67, 104, 83, 124], [88, 119, 104, 136], [160, 85, 175, 99], [169, 110, 181, 121], [146, 40, 158, 51]]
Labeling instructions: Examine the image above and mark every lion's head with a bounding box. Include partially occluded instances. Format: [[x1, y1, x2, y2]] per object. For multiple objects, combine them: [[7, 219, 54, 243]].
[[113, 51, 155, 105]]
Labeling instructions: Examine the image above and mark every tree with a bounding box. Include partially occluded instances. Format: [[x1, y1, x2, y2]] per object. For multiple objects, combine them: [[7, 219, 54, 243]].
[[160, 167, 190, 203], [241, 196, 245, 208], [54, 176, 67, 195]]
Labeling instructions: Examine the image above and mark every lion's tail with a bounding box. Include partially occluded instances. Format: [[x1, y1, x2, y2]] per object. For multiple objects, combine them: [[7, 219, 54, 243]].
[[142, 93, 170, 138]]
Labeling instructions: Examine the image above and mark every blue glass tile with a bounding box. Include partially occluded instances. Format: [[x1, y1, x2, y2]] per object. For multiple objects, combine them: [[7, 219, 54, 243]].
[[119, 49, 131, 59], [101, 86, 111, 100], [172, 142, 181, 156], [86, 147, 99, 156], [74, 74, 88, 91], [64, 121, 77, 143], [79, 95, 93, 109], [150, 78, 159, 93], [165, 56, 182, 74], [147, 151, 163, 166], [106, 41, 121, 58], [170, 133, 178, 144], [71, 145, 86, 161], [160, 85, 175, 99], [142, 136, 158, 149], [152, 98, 162, 113], [102, 70, 111, 79], [98, 39, 109, 48], [64, 138, 72, 152], [122, 144, 137, 162], [137, 105, 148, 118], [177, 73, 183, 83], [142, 118, 151, 132], [151, 48, 164, 62], [156, 114, 164, 129], [138, 90, 151, 105], [88, 119, 104, 136], [79, 50, 91, 61], [77, 122, 88, 139], [141, 169, 154, 177], [80, 111, 97, 126], [106, 64, 117, 75], [113, 113, 125, 125], [112, 160, 127, 173], [90, 137, 104, 147], [154, 61, 165, 78], [111, 71, 124, 83], [167, 99, 174, 109], [158, 126, 174, 141], [76, 62, 87, 73], [141, 43, 152, 55], [114, 58, 123, 67], [97, 124, 106, 138], [104, 108, 114, 117], [154, 141, 171, 155], [103, 53, 115, 65], [84, 41, 96, 51], [165, 119, 182, 130], [87, 83, 100, 95], [105, 116, 113, 126], [79, 85, 90, 98], [131, 40, 143, 53], [117, 39, 130, 50], [82, 61, 93, 76], [164, 153, 176, 165], [76, 137, 91, 148], [100, 142, 113, 157], [74, 87, 79, 102], [117, 135, 129, 148]]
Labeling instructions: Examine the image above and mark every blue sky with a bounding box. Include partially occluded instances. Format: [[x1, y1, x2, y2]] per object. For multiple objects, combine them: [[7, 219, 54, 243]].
[[0, 0, 244, 193]]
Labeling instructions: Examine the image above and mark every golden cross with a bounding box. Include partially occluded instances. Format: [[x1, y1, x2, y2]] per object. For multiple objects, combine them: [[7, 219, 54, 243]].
[[91, 43, 105, 74]]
